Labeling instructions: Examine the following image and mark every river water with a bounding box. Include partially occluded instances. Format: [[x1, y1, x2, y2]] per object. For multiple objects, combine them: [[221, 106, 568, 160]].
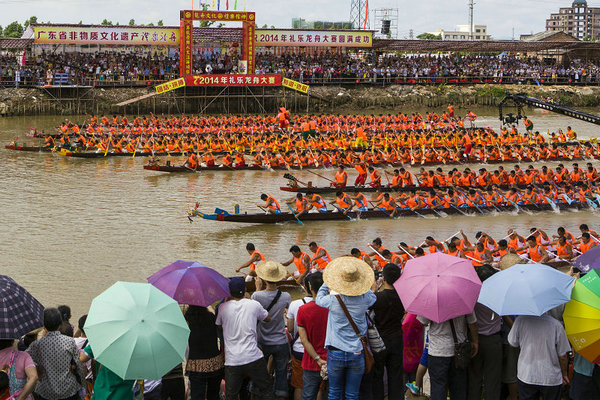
[[1, 106, 600, 319]]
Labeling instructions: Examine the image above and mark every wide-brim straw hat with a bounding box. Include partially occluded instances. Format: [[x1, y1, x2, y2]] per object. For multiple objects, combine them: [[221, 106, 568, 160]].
[[323, 256, 374, 296], [256, 260, 288, 282], [499, 253, 523, 270]]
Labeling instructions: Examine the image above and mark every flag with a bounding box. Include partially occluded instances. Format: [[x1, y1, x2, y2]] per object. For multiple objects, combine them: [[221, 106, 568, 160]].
[[212, 0, 215, 8], [234, 0, 237, 9], [217, 0, 220, 9], [363, 0, 368, 29], [226, 0, 229, 9], [243, 0, 246, 10]]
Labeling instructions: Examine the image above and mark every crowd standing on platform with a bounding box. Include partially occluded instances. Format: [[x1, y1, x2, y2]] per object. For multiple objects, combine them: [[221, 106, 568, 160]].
[[3, 51, 600, 86]]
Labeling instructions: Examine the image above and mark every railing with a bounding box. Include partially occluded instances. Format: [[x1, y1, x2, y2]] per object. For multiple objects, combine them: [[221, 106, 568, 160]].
[[2, 71, 600, 88]]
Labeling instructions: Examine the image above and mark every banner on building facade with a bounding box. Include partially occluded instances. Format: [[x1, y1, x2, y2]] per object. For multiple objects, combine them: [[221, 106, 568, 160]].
[[254, 29, 372, 47], [33, 25, 180, 45], [282, 77, 309, 94], [184, 74, 282, 86], [156, 78, 186, 94]]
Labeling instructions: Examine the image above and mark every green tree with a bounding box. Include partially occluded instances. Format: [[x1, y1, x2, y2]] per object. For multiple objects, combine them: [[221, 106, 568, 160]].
[[417, 32, 442, 40], [199, 3, 219, 27], [147, 22, 154, 26], [0, 26, 3, 37], [23, 16, 37, 29], [128, 19, 135, 26], [3, 21, 24, 38], [101, 19, 113, 25], [157, 20, 163, 26], [78, 20, 83, 24]]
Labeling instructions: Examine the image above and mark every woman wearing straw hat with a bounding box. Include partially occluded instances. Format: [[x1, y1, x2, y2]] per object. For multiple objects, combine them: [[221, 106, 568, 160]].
[[315, 257, 376, 400]]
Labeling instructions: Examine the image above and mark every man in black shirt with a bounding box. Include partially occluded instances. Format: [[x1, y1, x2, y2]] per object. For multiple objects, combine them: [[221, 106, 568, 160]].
[[370, 263, 405, 400]]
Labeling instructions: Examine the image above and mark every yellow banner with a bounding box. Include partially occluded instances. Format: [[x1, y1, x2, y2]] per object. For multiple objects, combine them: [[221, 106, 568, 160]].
[[33, 25, 180, 46], [156, 78, 186, 94], [282, 77, 309, 94], [255, 29, 372, 47]]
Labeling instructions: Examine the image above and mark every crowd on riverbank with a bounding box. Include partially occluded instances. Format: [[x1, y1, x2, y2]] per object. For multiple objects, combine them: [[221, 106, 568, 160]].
[[2, 51, 600, 86], [2, 236, 598, 400]]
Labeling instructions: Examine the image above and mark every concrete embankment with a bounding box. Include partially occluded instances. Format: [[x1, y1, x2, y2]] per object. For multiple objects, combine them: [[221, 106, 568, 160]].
[[1, 84, 600, 116]]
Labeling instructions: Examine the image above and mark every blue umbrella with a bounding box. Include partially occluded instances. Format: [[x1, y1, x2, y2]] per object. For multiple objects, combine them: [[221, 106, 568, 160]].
[[477, 263, 575, 316], [572, 246, 600, 273]]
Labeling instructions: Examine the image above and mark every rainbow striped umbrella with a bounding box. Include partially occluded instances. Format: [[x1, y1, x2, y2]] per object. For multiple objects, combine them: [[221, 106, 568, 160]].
[[564, 269, 600, 363]]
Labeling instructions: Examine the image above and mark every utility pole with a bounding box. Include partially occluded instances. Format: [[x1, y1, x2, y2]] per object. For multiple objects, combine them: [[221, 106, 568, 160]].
[[468, 0, 474, 41]]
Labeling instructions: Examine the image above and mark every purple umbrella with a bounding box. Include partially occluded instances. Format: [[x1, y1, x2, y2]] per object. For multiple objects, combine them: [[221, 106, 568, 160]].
[[573, 246, 600, 273], [147, 260, 229, 307], [394, 252, 482, 323]]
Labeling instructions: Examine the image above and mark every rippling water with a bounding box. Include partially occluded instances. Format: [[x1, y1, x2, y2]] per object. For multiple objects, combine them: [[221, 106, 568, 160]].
[[1, 107, 599, 318]]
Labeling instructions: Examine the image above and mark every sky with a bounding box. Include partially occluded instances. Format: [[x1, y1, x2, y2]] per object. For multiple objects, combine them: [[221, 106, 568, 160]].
[[0, 0, 586, 40]]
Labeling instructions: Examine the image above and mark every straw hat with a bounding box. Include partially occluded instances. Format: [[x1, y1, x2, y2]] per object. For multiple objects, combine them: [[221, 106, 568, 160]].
[[255, 260, 288, 282], [499, 253, 523, 270], [323, 256, 374, 296]]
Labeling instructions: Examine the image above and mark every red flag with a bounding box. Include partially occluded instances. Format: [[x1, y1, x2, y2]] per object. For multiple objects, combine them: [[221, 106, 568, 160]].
[[363, 0, 368, 29], [226, 0, 229, 9]]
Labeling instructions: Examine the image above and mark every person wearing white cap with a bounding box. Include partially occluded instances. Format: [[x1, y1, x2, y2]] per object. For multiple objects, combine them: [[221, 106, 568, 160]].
[[315, 257, 376, 400]]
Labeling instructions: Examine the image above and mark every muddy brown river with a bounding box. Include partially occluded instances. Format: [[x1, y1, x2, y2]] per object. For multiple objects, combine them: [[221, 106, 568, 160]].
[[1, 107, 599, 318]]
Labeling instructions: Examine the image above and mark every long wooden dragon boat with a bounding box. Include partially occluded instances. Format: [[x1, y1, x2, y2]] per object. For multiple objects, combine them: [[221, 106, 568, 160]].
[[187, 202, 590, 224]]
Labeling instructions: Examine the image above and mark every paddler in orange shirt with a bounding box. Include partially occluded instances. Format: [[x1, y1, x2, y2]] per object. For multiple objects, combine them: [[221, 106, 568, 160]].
[[281, 245, 311, 282], [286, 193, 309, 218], [259, 193, 281, 214], [332, 165, 348, 187], [367, 166, 382, 188], [235, 242, 266, 276], [309, 241, 331, 271], [354, 162, 368, 187]]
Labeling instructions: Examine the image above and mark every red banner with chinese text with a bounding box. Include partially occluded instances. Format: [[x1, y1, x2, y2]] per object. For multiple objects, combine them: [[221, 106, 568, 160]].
[[180, 10, 255, 22], [180, 20, 194, 76], [185, 74, 281, 86], [242, 22, 255, 74]]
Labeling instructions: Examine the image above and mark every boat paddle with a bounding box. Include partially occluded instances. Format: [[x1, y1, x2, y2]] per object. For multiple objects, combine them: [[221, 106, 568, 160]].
[[306, 169, 336, 185], [396, 244, 415, 259], [286, 203, 304, 225], [330, 204, 354, 220]]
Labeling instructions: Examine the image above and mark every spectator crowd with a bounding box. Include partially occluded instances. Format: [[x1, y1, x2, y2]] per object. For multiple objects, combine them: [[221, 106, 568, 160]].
[[2, 50, 600, 86], [1, 253, 595, 400]]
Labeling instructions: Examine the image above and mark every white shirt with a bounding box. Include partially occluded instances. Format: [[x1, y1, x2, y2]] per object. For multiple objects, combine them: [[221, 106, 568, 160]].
[[286, 297, 312, 353], [508, 315, 570, 386], [216, 298, 268, 366]]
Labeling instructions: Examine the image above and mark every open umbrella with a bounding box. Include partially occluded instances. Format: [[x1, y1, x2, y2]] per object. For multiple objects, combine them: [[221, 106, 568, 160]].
[[478, 263, 574, 316], [572, 246, 600, 273], [564, 269, 600, 363], [148, 260, 229, 307], [394, 253, 482, 323], [0, 275, 44, 339], [84, 281, 190, 380]]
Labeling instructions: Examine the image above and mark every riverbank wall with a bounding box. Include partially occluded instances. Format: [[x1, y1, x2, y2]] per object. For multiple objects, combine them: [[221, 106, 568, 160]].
[[1, 84, 600, 116]]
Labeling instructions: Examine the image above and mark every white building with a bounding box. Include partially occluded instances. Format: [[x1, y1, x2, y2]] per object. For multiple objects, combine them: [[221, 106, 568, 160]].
[[429, 24, 491, 41]]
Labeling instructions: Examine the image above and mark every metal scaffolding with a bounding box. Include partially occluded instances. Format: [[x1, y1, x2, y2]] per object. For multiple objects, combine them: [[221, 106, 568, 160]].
[[350, 0, 368, 29], [372, 8, 399, 39]]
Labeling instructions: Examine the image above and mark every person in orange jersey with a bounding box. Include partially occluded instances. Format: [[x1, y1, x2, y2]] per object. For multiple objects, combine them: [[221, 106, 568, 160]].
[[235, 242, 266, 276]]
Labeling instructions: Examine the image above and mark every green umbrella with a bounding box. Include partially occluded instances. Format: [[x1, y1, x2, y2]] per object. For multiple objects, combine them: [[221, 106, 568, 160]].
[[84, 281, 190, 380]]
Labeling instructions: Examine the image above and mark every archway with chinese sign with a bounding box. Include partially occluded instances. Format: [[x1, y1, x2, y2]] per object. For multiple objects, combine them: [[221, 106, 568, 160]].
[[179, 9, 256, 78]]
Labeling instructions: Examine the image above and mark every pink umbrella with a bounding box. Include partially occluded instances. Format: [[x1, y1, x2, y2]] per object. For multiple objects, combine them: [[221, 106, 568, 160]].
[[394, 253, 482, 323]]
